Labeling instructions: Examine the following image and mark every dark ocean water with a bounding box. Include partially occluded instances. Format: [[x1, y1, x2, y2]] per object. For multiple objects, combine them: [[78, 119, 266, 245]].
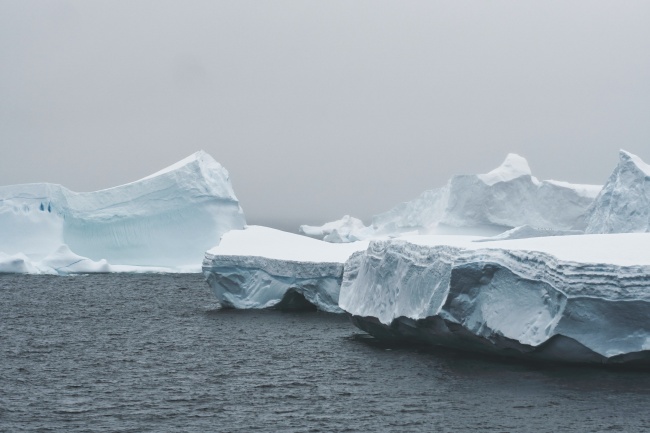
[[1, 274, 650, 433]]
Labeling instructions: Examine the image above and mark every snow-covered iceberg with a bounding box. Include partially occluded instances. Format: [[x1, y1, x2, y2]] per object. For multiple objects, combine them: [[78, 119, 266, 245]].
[[305, 154, 601, 241], [0, 151, 245, 273], [341, 234, 650, 364], [202, 226, 367, 312], [585, 150, 650, 234], [300, 215, 372, 243]]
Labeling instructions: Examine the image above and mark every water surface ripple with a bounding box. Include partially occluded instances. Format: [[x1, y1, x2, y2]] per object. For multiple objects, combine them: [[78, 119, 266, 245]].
[[1, 274, 649, 432]]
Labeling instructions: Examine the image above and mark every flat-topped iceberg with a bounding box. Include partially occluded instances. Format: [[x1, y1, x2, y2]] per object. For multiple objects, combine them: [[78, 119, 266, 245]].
[[341, 234, 650, 364], [303, 154, 601, 241], [0, 151, 245, 273], [202, 226, 367, 312]]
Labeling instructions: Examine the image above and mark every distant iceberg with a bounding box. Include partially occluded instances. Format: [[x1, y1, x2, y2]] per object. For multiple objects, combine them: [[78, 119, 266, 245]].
[[0, 151, 245, 273], [303, 154, 601, 241], [300, 215, 372, 243]]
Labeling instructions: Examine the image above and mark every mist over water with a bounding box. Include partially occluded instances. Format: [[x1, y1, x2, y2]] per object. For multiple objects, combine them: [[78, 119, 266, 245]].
[[2, 274, 649, 432]]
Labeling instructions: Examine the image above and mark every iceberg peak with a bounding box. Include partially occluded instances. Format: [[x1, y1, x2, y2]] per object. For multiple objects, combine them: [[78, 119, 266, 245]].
[[477, 153, 532, 186], [585, 149, 650, 233], [619, 149, 650, 176], [139, 150, 225, 180]]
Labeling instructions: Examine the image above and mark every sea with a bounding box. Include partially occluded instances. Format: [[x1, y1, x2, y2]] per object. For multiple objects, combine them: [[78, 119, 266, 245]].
[[2, 274, 649, 433]]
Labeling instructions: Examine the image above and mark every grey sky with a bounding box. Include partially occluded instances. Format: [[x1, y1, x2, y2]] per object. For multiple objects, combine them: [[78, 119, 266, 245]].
[[1, 1, 649, 231]]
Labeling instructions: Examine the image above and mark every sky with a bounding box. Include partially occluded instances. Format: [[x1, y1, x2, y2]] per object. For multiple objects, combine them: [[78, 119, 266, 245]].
[[1, 1, 649, 231]]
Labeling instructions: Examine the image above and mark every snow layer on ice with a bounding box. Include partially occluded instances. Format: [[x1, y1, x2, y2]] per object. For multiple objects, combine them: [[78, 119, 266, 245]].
[[203, 226, 368, 312], [341, 233, 650, 362]]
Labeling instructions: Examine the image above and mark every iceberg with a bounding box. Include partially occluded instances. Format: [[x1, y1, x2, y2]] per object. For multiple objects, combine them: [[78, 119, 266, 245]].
[[585, 150, 650, 234], [373, 153, 601, 236], [340, 234, 650, 364], [305, 154, 601, 241], [300, 215, 372, 243], [0, 151, 245, 272], [202, 226, 367, 312]]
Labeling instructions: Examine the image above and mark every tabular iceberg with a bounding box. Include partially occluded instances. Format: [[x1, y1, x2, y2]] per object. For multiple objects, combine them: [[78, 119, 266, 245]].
[[302, 154, 601, 241], [202, 226, 367, 312], [585, 150, 650, 234], [340, 234, 650, 364], [0, 151, 245, 273]]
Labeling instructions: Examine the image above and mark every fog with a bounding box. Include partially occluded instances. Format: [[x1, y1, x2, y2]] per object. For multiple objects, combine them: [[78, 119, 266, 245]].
[[1, 1, 649, 231]]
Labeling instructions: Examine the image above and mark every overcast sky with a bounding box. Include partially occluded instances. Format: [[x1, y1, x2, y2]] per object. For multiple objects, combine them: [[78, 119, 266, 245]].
[[1, 1, 649, 231]]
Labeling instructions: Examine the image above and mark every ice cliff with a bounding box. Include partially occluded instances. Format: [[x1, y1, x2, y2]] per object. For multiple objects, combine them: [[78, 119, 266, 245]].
[[0, 151, 245, 272], [202, 226, 367, 312], [340, 234, 650, 364], [585, 150, 650, 234], [303, 154, 601, 241]]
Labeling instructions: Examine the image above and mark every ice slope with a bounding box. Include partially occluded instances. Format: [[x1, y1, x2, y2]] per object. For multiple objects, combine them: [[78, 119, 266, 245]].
[[340, 234, 650, 364], [585, 150, 650, 234], [202, 226, 368, 312], [299, 215, 372, 243], [372, 154, 601, 236], [0, 151, 245, 270]]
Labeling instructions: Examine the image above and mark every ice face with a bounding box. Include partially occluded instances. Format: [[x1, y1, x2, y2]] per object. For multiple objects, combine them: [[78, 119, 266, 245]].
[[0, 151, 246, 271], [585, 150, 650, 234], [202, 226, 368, 311], [341, 234, 650, 364]]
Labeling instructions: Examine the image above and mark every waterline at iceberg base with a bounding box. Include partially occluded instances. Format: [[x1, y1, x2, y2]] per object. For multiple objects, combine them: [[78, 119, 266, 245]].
[[202, 226, 368, 312], [340, 236, 650, 365]]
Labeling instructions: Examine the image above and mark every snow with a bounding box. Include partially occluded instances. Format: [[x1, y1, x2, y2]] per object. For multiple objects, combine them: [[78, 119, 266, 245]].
[[622, 149, 650, 176], [472, 225, 583, 242], [402, 233, 650, 266], [203, 226, 368, 311], [300, 215, 372, 243], [544, 180, 602, 198], [585, 149, 650, 234], [207, 225, 367, 262], [340, 233, 650, 363], [476, 153, 533, 185], [0, 151, 245, 272]]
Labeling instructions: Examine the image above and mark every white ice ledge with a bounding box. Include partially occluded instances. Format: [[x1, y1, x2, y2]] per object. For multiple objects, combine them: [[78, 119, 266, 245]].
[[202, 226, 368, 312]]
